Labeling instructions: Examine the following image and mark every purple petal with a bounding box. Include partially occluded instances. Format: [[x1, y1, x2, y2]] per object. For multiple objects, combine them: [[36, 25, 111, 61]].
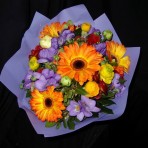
[[24, 82, 32, 89], [81, 95, 95, 108], [83, 110, 92, 117], [77, 112, 84, 121], [42, 69, 50, 79], [47, 78, 57, 85], [58, 36, 65, 46], [34, 80, 47, 91], [88, 27, 100, 34], [38, 58, 48, 63], [48, 47, 56, 56], [33, 72, 41, 79], [49, 70, 54, 77], [90, 107, 100, 112], [24, 70, 33, 81], [51, 38, 58, 49], [66, 33, 75, 41], [54, 74, 61, 81], [61, 29, 71, 37]]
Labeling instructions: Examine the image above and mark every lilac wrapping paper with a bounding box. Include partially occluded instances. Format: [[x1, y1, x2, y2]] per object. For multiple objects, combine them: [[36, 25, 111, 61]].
[[0, 4, 140, 137]]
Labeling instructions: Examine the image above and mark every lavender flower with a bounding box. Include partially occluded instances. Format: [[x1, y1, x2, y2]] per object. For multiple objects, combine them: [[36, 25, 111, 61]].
[[58, 36, 66, 46], [58, 29, 75, 46], [88, 26, 100, 34], [94, 42, 106, 55], [34, 75, 47, 91], [23, 70, 33, 89], [38, 47, 56, 63], [112, 73, 126, 97], [67, 95, 100, 121], [51, 38, 58, 49]]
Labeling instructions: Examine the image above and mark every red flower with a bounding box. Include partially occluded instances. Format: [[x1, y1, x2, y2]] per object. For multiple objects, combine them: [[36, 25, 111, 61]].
[[93, 71, 100, 83], [29, 45, 43, 59], [99, 80, 108, 94], [87, 33, 101, 45]]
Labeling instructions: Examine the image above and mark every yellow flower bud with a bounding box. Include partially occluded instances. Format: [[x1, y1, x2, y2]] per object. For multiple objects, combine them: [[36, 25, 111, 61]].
[[100, 64, 114, 84], [81, 22, 91, 32], [29, 56, 39, 71], [84, 81, 99, 97]]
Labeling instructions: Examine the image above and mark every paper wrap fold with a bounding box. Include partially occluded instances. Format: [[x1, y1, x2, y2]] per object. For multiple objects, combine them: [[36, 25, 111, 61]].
[[0, 4, 140, 137]]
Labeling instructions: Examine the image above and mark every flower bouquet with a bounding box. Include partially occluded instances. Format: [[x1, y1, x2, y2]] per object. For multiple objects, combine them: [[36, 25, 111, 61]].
[[0, 4, 140, 137]]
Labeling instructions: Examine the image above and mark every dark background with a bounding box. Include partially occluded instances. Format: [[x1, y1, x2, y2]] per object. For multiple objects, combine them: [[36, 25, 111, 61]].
[[0, 0, 148, 147]]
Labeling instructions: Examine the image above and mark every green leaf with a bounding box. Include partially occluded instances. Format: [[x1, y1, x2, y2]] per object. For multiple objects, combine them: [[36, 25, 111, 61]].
[[64, 95, 68, 103], [100, 106, 113, 114], [102, 91, 116, 99], [56, 122, 61, 129], [45, 121, 56, 128], [74, 117, 80, 122], [111, 61, 118, 66], [63, 118, 67, 128], [98, 99, 116, 106], [26, 89, 31, 98], [67, 117, 75, 130], [92, 112, 99, 117], [74, 28, 82, 36], [75, 87, 87, 95], [119, 78, 126, 84]]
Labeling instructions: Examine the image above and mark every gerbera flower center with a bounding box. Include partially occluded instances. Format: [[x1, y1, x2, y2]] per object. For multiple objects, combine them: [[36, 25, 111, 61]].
[[44, 98, 52, 107], [71, 58, 87, 71]]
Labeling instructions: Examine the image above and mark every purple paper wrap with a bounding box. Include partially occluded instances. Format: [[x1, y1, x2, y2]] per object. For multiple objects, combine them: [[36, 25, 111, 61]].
[[0, 4, 140, 137]]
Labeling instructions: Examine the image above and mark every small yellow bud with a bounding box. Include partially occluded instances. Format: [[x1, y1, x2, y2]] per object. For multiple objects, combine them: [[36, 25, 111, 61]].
[[29, 56, 39, 71], [81, 22, 91, 32]]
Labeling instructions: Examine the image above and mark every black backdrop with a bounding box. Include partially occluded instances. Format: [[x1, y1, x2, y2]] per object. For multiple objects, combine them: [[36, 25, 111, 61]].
[[0, 0, 148, 147]]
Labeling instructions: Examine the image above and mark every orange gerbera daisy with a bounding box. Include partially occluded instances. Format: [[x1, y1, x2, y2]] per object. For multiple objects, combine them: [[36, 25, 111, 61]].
[[106, 41, 131, 73], [30, 86, 65, 122], [40, 22, 64, 38], [57, 42, 103, 85]]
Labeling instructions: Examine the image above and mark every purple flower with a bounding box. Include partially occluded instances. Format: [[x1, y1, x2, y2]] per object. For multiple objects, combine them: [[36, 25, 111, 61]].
[[38, 48, 56, 63], [42, 69, 54, 79], [61, 29, 71, 37], [88, 27, 100, 34], [66, 33, 75, 41], [67, 95, 100, 121], [59, 29, 75, 44], [58, 36, 66, 46], [34, 75, 47, 91], [94, 42, 106, 55], [23, 70, 33, 89], [51, 38, 58, 49], [112, 73, 126, 97], [54, 74, 61, 81]]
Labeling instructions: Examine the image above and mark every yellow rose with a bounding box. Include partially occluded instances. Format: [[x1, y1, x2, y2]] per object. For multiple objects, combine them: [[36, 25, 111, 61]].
[[81, 22, 91, 32], [84, 81, 99, 97], [100, 64, 114, 84], [29, 56, 39, 71]]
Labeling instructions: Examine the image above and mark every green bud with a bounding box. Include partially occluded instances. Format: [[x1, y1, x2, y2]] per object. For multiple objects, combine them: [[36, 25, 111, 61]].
[[67, 20, 73, 25], [102, 30, 113, 40], [31, 76, 37, 81], [63, 24, 68, 29], [54, 55, 60, 61], [20, 83, 24, 89], [61, 76, 72, 86], [45, 62, 51, 69]]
